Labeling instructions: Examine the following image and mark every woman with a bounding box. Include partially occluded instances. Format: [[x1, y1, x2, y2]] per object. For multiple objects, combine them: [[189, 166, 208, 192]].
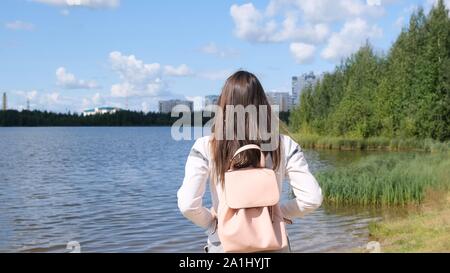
[[177, 71, 323, 253]]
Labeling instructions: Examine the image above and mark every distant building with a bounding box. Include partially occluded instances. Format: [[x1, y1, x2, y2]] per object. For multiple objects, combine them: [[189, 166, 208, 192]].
[[159, 100, 194, 114], [83, 107, 121, 117], [292, 72, 319, 106], [2, 93, 7, 111], [266, 92, 291, 112], [204, 95, 219, 110]]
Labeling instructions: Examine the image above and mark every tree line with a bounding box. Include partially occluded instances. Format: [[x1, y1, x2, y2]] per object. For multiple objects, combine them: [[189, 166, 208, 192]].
[[291, 0, 450, 142], [0, 110, 291, 127], [0, 110, 178, 126]]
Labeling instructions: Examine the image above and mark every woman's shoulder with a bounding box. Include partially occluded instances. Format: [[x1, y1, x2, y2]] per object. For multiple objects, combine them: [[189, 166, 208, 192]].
[[281, 134, 300, 149], [193, 135, 212, 146], [191, 134, 300, 158], [192, 135, 213, 158], [280, 134, 302, 157]]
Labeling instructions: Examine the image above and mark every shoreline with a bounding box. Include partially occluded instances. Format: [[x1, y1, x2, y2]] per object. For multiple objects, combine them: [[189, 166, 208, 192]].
[[293, 134, 449, 153], [308, 147, 450, 253], [367, 192, 450, 253]]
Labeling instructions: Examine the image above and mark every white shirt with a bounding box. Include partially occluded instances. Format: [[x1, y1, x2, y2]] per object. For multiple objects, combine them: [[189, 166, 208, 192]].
[[177, 135, 323, 234]]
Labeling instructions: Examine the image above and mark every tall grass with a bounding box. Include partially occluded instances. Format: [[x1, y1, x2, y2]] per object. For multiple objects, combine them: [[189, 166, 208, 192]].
[[293, 134, 450, 153], [317, 154, 450, 206]]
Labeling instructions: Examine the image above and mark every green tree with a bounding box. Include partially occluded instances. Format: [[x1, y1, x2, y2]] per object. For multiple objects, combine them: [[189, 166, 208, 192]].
[[291, 1, 450, 142]]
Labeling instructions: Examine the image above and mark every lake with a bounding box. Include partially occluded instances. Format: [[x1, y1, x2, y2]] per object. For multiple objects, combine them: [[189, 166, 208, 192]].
[[0, 127, 382, 253]]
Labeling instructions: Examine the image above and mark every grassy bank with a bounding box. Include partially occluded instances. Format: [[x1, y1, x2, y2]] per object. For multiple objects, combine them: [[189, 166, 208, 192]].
[[316, 153, 450, 206], [368, 193, 450, 252], [296, 133, 450, 251], [317, 152, 450, 252], [293, 134, 450, 153]]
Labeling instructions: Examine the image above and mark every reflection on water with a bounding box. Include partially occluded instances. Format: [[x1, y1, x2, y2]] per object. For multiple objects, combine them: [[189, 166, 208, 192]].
[[1, 127, 382, 253]]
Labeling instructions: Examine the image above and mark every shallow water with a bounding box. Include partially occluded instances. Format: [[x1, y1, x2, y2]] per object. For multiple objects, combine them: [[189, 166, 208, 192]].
[[0, 127, 381, 253]]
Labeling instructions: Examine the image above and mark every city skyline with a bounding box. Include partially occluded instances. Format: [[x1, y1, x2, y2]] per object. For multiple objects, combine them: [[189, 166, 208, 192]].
[[1, 0, 448, 113]]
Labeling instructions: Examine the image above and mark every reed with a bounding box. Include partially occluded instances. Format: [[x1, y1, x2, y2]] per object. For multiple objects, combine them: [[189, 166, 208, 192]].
[[293, 134, 450, 153], [317, 153, 450, 206]]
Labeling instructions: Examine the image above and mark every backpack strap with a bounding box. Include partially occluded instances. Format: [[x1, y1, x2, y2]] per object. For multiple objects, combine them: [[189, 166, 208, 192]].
[[232, 145, 261, 158], [231, 145, 266, 168]]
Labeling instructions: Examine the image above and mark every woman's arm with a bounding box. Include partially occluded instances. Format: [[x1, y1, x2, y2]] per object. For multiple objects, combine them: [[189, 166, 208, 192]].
[[177, 138, 215, 232], [281, 136, 323, 220]]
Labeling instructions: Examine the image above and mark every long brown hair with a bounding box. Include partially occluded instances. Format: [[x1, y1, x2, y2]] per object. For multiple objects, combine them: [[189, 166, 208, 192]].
[[211, 71, 281, 186]]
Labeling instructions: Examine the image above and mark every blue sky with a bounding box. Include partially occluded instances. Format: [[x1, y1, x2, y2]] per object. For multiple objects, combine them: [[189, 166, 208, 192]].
[[0, 0, 447, 112]]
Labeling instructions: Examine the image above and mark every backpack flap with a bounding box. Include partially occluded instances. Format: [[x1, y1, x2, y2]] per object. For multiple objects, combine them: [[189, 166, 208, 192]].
[[224, 168, 280, 209]]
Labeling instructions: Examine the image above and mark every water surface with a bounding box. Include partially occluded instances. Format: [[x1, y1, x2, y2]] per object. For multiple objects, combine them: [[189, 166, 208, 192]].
[[0, 127, 381, 253]]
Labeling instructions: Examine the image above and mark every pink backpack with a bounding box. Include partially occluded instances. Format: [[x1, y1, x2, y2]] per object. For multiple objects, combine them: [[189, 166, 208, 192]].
[[217, 145, 288, 253]]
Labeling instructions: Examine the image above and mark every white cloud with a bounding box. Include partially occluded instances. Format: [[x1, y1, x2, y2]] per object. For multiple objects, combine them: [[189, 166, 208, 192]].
[[273, 15, 330, 43], [230, 3, 330, 43], [56, 67, 98, 89], [110, 81, 166, 98], [32, 0, 119, 8], [109, 51, 161, 82], [321, 18, 383, 61], [109, 51, 200, 98], [200, 42, 239, 58], [109, 51, 166, 98], [230, 3, 269, 42], [5, 20, 35, 31], [81, 92, 105, 109], [230, 0, 387, 45], [27, 90, 39, 100], [229, 0, 390, 63], [40, 92, 60, 105], [164, 64, 194, 77], [15, 89, 89, 112], [111, 82, 132, 98], [230, 0, 399, 64], [15, 90, 39, 102], [269, 0, 385, 22], [290, 42, 316, 63]]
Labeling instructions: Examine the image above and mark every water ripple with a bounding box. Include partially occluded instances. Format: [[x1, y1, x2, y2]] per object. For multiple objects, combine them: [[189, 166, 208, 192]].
[[0, 127, 380, 253]]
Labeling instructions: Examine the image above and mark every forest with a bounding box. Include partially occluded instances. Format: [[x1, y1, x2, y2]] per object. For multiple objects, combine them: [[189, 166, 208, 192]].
[[0, 110, 179, 127], [0, 109, 291, 127], [290, 0, 450, 142]]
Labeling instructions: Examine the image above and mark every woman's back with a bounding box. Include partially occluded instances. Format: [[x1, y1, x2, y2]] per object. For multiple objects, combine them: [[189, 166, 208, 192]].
[[177, 71, 323, 253], [177, 135, 323, 248]]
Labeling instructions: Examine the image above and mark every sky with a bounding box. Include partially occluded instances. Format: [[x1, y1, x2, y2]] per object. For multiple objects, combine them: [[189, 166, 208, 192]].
[[1, 0, 449, 113]]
